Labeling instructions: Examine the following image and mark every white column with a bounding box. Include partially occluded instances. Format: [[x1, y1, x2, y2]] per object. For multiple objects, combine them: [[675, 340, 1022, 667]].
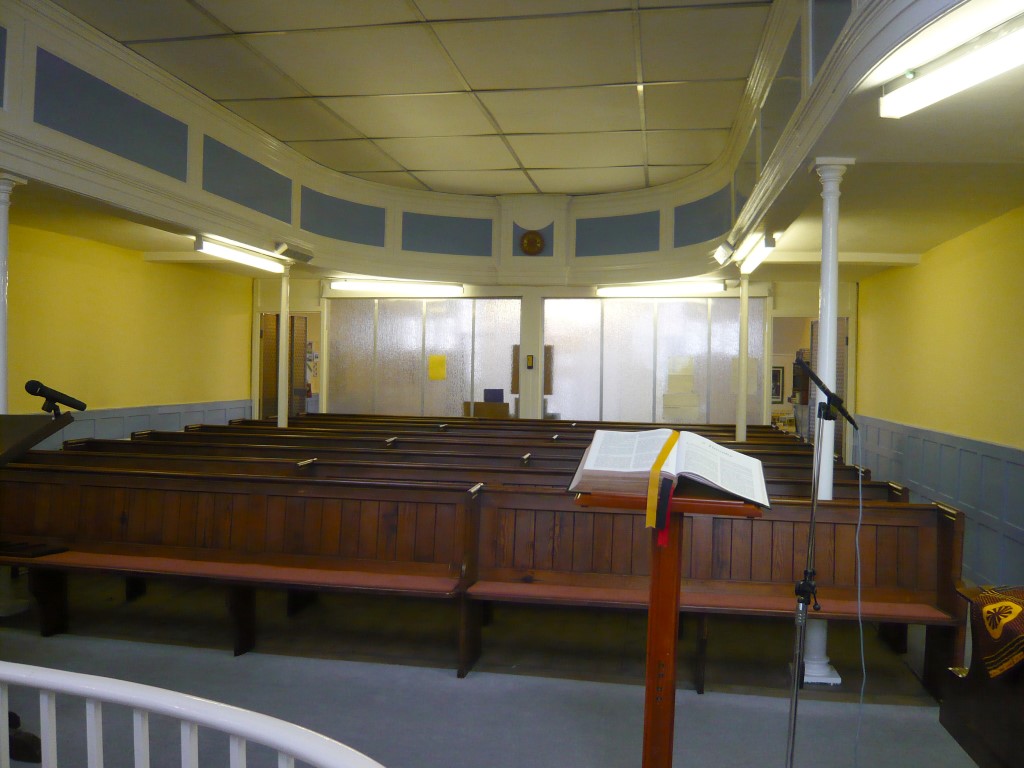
[[277, 265, 291, 428], [0, 175, 29, 616], [735, 274, 749, 441], [0, 174, 26, 414], [804, 157, 854, 686]]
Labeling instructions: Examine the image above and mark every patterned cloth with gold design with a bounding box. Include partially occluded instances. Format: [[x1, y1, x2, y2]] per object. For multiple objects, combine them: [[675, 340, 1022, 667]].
[[972, 586, 1024, 678]]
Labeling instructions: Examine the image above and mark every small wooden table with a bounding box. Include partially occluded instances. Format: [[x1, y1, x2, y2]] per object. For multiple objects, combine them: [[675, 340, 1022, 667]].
[[577, 486, 761, 768]]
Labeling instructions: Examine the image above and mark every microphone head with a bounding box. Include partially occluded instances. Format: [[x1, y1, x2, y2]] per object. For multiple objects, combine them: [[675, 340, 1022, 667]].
[[25, 380, 44, 396]]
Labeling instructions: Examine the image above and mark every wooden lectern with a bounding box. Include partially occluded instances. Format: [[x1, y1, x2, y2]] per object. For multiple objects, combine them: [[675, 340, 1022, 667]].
[[577, 486, 761, 768]]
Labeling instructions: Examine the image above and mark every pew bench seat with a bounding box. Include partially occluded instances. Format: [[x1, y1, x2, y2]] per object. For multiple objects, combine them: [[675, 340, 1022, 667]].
[[1, 548, 461, 657]]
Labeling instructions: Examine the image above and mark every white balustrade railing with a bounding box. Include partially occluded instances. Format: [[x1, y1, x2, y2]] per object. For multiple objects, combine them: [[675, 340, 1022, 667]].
[[0, 660, 386, 768]]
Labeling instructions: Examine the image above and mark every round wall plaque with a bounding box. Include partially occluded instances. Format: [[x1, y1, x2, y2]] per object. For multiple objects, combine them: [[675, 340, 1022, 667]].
[[519, 229, 545, 255]]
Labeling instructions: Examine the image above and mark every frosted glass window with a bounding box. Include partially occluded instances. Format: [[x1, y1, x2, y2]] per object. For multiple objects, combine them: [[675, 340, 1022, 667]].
[[708, 297, 766, 424], [656, 299, 710, 425], [424, 299, 472, 417], [544, 296, 766, 426], [376, 299, 424, 415], [603, 300, 655, 422], [544, 299, 602, 420], [327, 297, 520, 417], [328, 299, 375, 413], [473, 299, 521, 408]]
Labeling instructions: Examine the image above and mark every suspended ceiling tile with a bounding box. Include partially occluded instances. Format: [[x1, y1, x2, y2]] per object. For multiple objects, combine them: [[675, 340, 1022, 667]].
[[130, 39, 305, 100], [373, 136, 518, 171], [287, 140, 405, 173], [509, 132, 644, 168], [648, 165, 705, 186], [51, 0, 224, 40], [346, 171, 430, 191], [530, 167, 646, 195], [640, 6, 769, 81], [644, 81, 747, 131], [647, 130, 730, 165], [223, 99, 361, 142], [434, 13, 635, 90], [416, 0, 629, 20], [480, 85, 640, 134], [244, 26, 465, 96], [195, 0, 419, 31], [415, 170, 538, 195], [320, 93, 496, 138]]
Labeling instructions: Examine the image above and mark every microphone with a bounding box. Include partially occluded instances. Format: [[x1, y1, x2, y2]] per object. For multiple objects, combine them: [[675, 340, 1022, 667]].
[[25, 380, 87, 412]]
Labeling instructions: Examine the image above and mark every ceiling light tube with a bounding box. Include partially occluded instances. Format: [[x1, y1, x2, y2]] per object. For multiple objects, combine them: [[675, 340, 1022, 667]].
[[712, 241, 734, 265], [596, 281, 725, 298], [880, 13, 1024, 118], [735, 232, 780, 275], [195, 236, 285, 273], [330, 280, 463, 297]]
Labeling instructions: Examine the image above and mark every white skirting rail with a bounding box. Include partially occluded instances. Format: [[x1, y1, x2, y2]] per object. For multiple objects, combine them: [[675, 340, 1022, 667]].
[[0, 660, 386, 768]]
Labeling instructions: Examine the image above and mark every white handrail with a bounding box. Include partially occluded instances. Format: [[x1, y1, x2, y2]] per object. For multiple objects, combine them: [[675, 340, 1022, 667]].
[[0, 661, 386, 768]]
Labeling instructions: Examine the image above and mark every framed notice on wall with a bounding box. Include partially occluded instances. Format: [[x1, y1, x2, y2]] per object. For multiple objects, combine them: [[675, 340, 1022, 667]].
[[771, 366, 784, 404]]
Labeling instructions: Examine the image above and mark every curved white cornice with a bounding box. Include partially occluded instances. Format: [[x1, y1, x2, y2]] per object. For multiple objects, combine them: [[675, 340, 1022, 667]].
[[3, 0, 952, 287], [733, 0, 964, 242]]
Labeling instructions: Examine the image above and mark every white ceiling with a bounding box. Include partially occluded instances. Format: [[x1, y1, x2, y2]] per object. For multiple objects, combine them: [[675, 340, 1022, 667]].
[[13, 0, 1024, 284], [48, 0, 767, 196]]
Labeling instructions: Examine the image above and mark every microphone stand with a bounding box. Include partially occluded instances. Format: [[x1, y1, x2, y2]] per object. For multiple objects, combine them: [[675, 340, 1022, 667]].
[[784, 357, 858, 768]]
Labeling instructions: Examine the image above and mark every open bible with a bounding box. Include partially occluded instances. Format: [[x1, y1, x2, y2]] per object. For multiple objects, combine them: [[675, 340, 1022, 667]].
[[568, 428, 770, 509]]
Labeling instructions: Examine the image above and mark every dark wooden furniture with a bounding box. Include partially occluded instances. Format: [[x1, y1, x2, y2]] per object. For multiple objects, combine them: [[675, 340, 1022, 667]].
[[940, 582, 1023, 768], [0, 463, 480, 658], [14, 447, 898, 499], [461, 490, 965, 699]]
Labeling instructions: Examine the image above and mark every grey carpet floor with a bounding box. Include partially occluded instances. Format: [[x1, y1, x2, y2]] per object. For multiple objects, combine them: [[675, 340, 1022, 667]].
[[0, 574, 978, 767]]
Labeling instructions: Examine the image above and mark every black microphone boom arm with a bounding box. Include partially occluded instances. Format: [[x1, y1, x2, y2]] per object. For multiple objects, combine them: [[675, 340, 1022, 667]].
[[793, 357, 857, 430]]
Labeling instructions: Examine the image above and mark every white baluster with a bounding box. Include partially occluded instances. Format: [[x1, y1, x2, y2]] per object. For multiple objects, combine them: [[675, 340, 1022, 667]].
[[230, 734, 247, 768], [133, 709, 150, 768], [40, 690, 58, 767], [86, 699, 104, 767], [180, 721, 198, 768]]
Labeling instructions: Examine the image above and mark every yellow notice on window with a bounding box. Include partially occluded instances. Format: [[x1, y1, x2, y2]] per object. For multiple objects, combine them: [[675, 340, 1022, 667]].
[[428, 354, 447, 381]]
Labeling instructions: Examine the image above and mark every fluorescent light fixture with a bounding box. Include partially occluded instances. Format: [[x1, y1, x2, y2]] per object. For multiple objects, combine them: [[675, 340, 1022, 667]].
[[195, 235, 285, 273], [330, 279, 463, 297], [596, 281, 726, 298], [712, 241, 734, 265], [880, 13, 1024, 118], [735, 232, 779, 275]]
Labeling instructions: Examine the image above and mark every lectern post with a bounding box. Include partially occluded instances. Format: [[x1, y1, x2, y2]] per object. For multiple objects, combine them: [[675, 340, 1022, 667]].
[[642, 510, 685, 767], [576, 489, 761, 768]]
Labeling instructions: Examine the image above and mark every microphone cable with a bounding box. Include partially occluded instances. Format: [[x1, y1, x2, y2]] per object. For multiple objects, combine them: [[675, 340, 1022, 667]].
[[853, 427, 866, 767]]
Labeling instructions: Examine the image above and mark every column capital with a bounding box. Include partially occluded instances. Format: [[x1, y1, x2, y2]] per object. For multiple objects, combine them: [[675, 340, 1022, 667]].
[[0, 174, 26, 197], [812, 156, 856, 169]]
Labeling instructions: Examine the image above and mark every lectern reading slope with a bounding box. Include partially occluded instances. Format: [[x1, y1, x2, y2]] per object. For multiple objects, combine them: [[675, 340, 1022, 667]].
[[568, 428, 770, 510]]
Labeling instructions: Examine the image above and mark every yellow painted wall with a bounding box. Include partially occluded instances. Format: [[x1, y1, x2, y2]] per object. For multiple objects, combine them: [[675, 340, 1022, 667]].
[[857, 204, 1024, 449], [8, 225, 252, 412]]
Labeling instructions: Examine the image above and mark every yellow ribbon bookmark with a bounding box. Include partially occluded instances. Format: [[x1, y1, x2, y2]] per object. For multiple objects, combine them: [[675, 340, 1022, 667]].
[[645, 430, 680, 528]]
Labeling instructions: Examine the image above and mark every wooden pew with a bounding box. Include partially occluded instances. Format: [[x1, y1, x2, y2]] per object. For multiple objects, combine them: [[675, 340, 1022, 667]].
[[0, 463, 481, 660], [5, 424, 904, 686], [135, 428, 823, 468], [461, 489, 964, 697], [66, 436, 872, 481], [14, 448, 900, 500], [236, 415, 800, 444]]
